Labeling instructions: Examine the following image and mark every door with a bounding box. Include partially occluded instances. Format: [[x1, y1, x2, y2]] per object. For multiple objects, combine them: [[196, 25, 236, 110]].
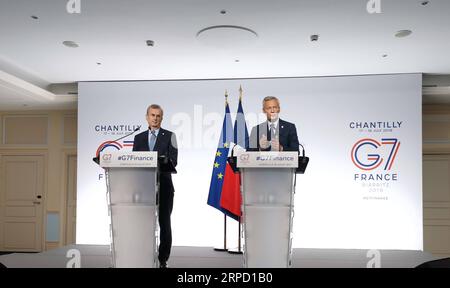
[[0, 155, 45, 252], [65, 155, 77, 245]]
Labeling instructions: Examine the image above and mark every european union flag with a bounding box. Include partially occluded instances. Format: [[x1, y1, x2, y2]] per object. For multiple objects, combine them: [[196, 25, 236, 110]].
[[207, 99, 237, 220]]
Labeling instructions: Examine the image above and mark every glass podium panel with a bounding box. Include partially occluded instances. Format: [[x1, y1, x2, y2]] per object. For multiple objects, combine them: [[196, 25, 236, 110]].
[[110, 204, 157, 267], [242, 168, 293, 206], [241, 167, 295, 268], [106, 167, 158, 267], [244, 206, 291, 268], [108, 168, 157, 205]]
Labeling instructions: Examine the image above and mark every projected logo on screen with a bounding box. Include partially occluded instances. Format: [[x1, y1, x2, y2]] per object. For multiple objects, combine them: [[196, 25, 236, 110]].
[[95, 141, 134, 159], [95, 141, 123, 159], [351, 138, 401, 171]]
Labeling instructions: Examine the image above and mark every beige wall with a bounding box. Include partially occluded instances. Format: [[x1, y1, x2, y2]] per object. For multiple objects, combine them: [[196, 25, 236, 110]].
[[423, 104, 450, 258], [0, 110, 77, 250], [423, 105, 450, 154]]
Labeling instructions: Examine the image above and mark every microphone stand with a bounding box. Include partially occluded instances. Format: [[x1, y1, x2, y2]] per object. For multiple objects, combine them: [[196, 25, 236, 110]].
[[227, 143, 243, 255]]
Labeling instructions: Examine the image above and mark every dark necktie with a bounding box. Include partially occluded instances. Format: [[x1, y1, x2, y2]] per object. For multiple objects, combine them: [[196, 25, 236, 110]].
[[149, 130, 157, 151], [270, 124, 277, 151]]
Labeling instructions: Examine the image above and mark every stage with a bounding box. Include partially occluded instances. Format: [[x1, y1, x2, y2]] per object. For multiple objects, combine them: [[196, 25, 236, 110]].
[[0, 245, 438, 268]]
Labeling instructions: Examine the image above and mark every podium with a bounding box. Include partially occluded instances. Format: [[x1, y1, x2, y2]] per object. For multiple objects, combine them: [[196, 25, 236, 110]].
[[237, 151, 300, 268], [100, 151, 159, 268]]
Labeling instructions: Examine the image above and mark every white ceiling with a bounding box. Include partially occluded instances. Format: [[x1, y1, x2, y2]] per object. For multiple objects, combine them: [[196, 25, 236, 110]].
[[1, 0, 450, 109], [0, 89, 76, 110]]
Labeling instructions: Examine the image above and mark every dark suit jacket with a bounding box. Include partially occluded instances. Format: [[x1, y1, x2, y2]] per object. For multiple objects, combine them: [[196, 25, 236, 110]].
[[247, 119, 299, 152], [132, 128, 178, 192]]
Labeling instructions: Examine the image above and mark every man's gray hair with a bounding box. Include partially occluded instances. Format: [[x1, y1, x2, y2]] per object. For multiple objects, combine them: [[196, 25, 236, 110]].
[[146, 104, 164, 116], [262, 96, 280, 108]]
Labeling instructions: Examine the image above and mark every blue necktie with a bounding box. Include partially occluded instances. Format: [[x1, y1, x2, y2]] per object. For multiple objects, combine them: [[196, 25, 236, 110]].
[[149, 130, 157, 151]]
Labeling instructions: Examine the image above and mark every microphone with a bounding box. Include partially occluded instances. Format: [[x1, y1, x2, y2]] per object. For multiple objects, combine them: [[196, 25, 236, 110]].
[[296, 143, 309, 174], [92, 126, 141, 165], [227, 143, 240, 173], [231, 143, 237, 157], [298, 143, 306, 158]]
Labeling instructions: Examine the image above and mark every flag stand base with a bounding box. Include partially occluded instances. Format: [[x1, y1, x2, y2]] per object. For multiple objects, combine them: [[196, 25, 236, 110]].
[[227, 248, 243, 254], [214, 247, 229, 252]]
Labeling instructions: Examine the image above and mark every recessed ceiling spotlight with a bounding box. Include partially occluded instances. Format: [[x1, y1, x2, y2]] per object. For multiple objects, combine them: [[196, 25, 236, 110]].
[[395, 30, 412, 38], [146, 40, 154, 47], [421, 1, 429, 6], [31, 15, 39, 20], [220, 10, 227, 14], [310, 34, 319, 42], [62, 41, 79, 48]]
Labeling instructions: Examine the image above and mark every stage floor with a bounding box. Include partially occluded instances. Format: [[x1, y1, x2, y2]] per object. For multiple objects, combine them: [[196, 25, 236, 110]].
[[0, 245, 438, 268]]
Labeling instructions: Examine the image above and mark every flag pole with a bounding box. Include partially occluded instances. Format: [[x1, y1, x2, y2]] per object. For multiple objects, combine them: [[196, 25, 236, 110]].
[[214, 90, 230, 252], [228, 168, 243, 254], [228, 216, 243, 254], [214, 214, 228, 252], [228, 85, 244, 255]]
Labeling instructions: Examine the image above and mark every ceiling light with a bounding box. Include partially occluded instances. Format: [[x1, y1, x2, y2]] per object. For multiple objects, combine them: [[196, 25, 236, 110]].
[[235, 59, 240, 62], [382, 54, 388, 58], [31, 15, 39, 20], [96, 62, 102, 65], [146, 40, 154, 47], [395, 30, 412, 38], [310, 34, 319, 42], [220, 10, 227, 14], [197, 25, 257, 37], [196, 25, 258, 49], [62, 41, 79, 48]]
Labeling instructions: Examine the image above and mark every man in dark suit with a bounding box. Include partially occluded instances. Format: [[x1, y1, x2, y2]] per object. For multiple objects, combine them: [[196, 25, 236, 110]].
[[133, 104, 178, 268], [248, 96, 299, 152]]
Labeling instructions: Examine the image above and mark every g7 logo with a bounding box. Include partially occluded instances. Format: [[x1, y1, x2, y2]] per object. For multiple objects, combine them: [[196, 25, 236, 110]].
[[240, 154, 249, 161], [351, 138, 400, 171], [102, 153, 112, 161]]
